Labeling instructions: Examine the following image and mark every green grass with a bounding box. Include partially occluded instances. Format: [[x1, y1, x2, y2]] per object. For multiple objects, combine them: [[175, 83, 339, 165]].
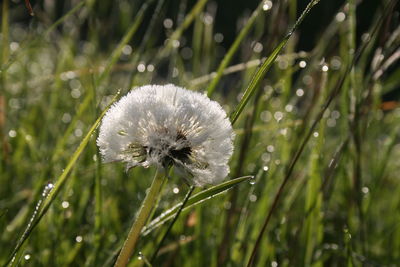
[[1, 0, 400, 266]]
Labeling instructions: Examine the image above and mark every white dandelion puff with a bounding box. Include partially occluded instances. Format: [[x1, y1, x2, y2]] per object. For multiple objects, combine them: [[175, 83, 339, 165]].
[[97, 84, 234, 186]]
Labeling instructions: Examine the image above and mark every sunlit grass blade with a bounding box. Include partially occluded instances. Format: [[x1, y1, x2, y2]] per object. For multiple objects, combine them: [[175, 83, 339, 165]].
[[230, 0, 321, 125], [5, 92, 121, 266], [206, 0, 265, 96], [142, 175, 253, 235]]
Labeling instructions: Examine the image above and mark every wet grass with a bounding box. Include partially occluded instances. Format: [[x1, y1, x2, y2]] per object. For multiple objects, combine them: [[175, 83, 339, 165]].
[[1, 0, 400, 266]]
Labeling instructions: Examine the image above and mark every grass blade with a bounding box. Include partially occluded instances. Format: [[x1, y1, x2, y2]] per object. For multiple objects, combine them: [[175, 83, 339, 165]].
[[206, 0, 266, 96], [142, 175, 253, 235], [44, 1, 86, 37], [245, 0, 396, 265], [5, 92, 120, 266], [230, 0, 321, 125], [97, 1, 153, 86], [151, 185, 196, 262]]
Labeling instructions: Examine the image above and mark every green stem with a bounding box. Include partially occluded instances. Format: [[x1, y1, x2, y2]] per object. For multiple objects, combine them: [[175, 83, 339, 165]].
[[114, 168, 167, 267], [150, 185, 195, 262]]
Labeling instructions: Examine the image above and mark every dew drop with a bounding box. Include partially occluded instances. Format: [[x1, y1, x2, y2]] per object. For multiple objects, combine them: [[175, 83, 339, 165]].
[[62, 201, 70, 209], [223, 201, 232, 209], [8, 130, 17, 138], [263, 0, 273, 11], [249, 176, 256, 185], [172, 40, 180, 48], [331, 57, 342, 70], [299, 60, 307, 68], [249, 194, 257, 202], [361, 187, 369, 194], [253, 42, 263, 53], [260, 110, 272, 122], [62, 113, 72, 123], [76, 235, 83, 242], [274, 111, 283, 122], [163, 18, 173, 29], [122, 45, 132, 55], [296, 88, 304, 97], [147, 64, 155, 72], [20, 182, 55, 252], [137, 63, 146, 72], [267, 145, 275, 153], [261, 153, 271, 162], [285, 104, 293, 112], [214, 33, 224, 43], [336, 12, 346, 22], [10, 42, 19, 52]]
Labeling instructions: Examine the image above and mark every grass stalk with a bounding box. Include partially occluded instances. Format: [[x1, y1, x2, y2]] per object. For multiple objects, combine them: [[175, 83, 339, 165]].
[[114, 167, 167, 267]]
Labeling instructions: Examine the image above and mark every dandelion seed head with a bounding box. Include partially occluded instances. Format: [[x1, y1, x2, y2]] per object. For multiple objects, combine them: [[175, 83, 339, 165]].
[[97, 84, 234, 186]]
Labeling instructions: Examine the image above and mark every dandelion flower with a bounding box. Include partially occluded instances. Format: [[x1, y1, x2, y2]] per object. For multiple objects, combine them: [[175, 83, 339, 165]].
[[97, 84, 234, 186]]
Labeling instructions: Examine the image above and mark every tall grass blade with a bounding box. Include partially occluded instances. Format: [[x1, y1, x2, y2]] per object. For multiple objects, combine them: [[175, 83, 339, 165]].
[[246, 1, 396, 265], [206, 0, 265, 96], [230, 0, 321, 125], [97, 1, 153, 86], [5, 92, 120, 266]]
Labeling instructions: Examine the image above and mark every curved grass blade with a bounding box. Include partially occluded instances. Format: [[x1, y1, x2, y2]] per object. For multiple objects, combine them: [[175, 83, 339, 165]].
[[142, 175, 253, 236], [230, 0, 321, 125], [206, 0, 266, 97], [5, 92, 121, 266]]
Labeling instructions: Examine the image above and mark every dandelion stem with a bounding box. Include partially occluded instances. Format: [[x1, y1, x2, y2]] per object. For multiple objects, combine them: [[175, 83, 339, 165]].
[[115, 168, 167, 267]]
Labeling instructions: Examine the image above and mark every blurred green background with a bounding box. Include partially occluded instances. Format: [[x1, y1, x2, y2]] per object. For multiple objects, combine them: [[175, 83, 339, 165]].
[[1, 0, 399, 266]]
